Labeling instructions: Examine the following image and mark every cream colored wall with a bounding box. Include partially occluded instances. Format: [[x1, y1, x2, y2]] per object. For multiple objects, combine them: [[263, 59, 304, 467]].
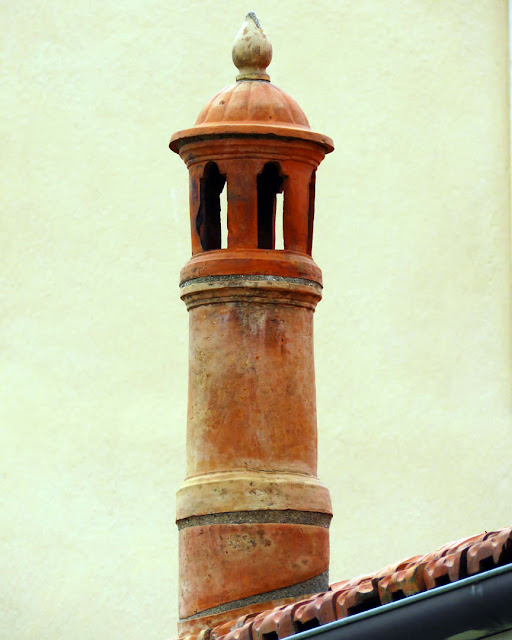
[[1, 2, 510, 639]]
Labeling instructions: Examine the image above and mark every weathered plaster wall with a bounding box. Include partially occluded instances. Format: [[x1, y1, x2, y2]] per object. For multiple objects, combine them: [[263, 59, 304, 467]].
[[1, 1, 510, 639]]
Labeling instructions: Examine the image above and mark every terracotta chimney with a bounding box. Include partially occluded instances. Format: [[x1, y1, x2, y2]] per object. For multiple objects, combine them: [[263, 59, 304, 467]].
[[170, 13, 334, 636]]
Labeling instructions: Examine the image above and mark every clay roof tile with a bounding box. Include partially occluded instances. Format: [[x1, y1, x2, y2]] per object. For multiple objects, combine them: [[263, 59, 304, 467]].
[[198, 525, 512, 640]]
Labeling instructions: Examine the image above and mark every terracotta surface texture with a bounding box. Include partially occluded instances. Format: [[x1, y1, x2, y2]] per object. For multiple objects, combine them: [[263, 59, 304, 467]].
[[171, 12, 335, 633], [182, 279, 321, 478], [195, 81, 309, 129], [177, 525, 512, 640], [176, 470, 332, 522], [179, 523, 329, 618]]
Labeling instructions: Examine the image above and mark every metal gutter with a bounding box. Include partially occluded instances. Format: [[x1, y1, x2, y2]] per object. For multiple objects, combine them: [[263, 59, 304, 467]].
[[287, 564, 512, 640]]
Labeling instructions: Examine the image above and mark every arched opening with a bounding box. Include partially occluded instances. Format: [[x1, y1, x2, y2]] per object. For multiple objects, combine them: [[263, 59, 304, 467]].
[[275, 192, 284, 250], [307, 170, 316, 255], [257, 162, 284, 250], [220, 185, 228, 249], [196, 162, 226, 251]]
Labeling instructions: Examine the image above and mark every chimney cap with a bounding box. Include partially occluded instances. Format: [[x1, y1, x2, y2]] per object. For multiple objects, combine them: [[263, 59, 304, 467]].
[[169, 14, 334, 154]]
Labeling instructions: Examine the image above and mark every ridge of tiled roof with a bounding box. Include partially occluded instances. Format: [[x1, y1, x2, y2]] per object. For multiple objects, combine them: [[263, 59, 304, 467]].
[[180, 525, 512, 640]]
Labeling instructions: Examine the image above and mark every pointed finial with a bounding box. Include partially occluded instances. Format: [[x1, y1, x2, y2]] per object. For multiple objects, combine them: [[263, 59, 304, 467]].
[[232, 12, 272, 82]]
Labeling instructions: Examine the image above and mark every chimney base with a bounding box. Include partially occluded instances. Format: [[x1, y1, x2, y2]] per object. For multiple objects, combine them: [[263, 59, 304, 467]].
[[177, 576, 328, 637]]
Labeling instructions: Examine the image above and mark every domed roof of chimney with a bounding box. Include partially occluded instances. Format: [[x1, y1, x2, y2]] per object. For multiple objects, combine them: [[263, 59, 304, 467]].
[[195, 81, 310, 129]]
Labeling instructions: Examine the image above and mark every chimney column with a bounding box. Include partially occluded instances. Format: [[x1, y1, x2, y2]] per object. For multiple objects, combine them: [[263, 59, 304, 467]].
[[170, 13, 334, 635]]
